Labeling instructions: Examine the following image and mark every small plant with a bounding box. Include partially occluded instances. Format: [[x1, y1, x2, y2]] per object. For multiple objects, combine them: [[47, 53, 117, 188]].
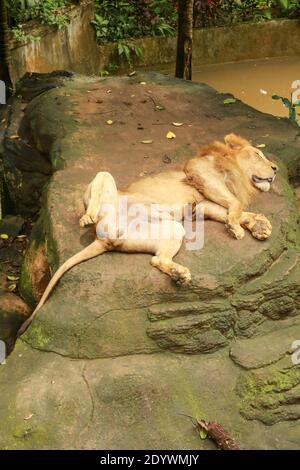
[[272, 93, 300, 126], [274, 0, 300, 17], [117, 42, 144, 68], [100, 63, 119, 77], [92, 1, 177, 45], [11, 26, 40, 44]]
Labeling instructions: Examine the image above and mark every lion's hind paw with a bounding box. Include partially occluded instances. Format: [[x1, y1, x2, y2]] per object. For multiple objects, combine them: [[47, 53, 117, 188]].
[[80, 214, 95, 228], [170, 266, 192, 286]]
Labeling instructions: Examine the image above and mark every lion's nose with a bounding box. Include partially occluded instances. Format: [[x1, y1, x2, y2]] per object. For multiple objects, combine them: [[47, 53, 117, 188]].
[[271, 165, 278, 173]]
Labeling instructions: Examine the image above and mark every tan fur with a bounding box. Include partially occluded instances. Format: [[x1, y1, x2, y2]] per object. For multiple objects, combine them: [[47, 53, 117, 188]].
[[18, 134, 277, 337]]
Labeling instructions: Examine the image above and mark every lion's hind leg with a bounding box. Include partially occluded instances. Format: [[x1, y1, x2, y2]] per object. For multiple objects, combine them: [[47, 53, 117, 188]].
[[119, 220, 191, 285], [80, 172, 118, 228], [150, 222, 191, 285], [151, 249, 191, 286]]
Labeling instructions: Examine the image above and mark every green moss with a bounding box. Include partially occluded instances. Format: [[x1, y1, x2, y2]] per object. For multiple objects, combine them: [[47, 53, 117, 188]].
[[19, 261, 36, 309], [24, 324, 51, 348], [237, 363, 300, 423]]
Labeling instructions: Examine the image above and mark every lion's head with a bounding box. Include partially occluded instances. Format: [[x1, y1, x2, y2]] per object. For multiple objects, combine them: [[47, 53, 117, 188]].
[[225, 134, 278, 192]]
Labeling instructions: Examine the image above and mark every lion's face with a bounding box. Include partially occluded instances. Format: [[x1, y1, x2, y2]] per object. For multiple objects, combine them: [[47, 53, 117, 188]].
[[238, 145, 278, 192], [225, 134, 278, 192]]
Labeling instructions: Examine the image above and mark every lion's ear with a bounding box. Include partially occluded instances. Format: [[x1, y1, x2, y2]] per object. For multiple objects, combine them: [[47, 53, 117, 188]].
[[225, 133, 249, 150]]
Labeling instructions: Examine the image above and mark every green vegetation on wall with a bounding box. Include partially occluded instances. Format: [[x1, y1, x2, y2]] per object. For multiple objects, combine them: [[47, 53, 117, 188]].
[[5, 0, 300, 46], [194, 0, 300, 28], [7, 0, 72, 42], [92, 0, 177, 44]]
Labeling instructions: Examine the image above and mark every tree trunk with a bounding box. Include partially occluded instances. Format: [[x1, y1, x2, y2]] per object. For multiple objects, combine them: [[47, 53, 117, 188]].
[[0, 0, 13, 97], [175, 0, 194, 80]]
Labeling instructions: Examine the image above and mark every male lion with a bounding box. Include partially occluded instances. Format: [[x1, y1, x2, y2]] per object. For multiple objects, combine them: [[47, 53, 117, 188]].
[[18, 134, 278, 336]]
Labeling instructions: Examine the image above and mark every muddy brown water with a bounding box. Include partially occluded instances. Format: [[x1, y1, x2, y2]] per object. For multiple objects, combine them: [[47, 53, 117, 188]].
[[153, 56, 300, 118]]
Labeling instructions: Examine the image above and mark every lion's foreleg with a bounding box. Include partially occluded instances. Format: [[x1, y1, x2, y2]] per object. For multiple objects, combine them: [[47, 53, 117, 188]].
[[202, 202, 272, 240], [201, 184, 245, 239]]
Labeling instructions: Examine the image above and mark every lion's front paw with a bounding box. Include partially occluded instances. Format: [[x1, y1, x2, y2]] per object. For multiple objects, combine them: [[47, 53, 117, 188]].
[[244, 214, 272, 240], [251, 214, 272, 240], [170, 266, 192, 286], [226, 223, 245, 240]]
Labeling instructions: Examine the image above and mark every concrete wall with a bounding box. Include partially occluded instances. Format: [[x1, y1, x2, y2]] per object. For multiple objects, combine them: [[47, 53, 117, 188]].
[[193, 19, 300, 65], [10, 1, 100, 85], [9, 2, 300, 85]]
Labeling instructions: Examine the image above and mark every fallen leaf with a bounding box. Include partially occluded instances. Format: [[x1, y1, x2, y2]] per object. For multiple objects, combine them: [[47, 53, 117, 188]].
[[8, 283, 17, 292], [7, 275, 19, 282], [256, 144, 266, 148], [166, 131, 176, 139], [141, 140, 153, 144], [0, 234, 9, 240], [24, 414, 34, 421], [106, 120, 114, 125], [223, 98, 236, 105], [199, 428, 208, 440], [172, 122, 183, 127]]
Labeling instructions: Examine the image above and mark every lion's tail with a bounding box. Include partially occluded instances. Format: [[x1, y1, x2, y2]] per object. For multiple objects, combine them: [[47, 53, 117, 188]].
[[17, 239, 107, 338]]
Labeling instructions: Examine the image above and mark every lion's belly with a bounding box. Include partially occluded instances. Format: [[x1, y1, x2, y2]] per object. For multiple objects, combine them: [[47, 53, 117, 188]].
[[123, 171, 203, 206]]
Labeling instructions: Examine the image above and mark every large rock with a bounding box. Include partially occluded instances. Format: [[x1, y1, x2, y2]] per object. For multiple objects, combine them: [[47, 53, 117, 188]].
[[0, 72, 299, 449], [0, 292, 31, 353]]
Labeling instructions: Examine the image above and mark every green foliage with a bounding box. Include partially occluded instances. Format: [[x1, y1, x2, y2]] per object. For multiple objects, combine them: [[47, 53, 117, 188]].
[[117, 42, 144, 67], [7, 0, 71, 29], [272, 93, 300, 126], [194, 0, 300, 27], [274, 0, 300, 17], [10, 25, 40, 43], [92, 0, 177, 44]]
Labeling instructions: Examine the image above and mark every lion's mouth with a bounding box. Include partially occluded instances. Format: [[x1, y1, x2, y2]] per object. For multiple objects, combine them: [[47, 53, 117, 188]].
[[252, 175, 274, 184]]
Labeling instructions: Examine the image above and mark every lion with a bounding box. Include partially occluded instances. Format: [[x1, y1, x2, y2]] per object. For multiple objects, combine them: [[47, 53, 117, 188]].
[[18, 133, 278, 336]]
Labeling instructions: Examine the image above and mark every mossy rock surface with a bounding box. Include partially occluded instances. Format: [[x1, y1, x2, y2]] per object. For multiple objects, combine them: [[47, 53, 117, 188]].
[[0, 72, 299, 449]]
